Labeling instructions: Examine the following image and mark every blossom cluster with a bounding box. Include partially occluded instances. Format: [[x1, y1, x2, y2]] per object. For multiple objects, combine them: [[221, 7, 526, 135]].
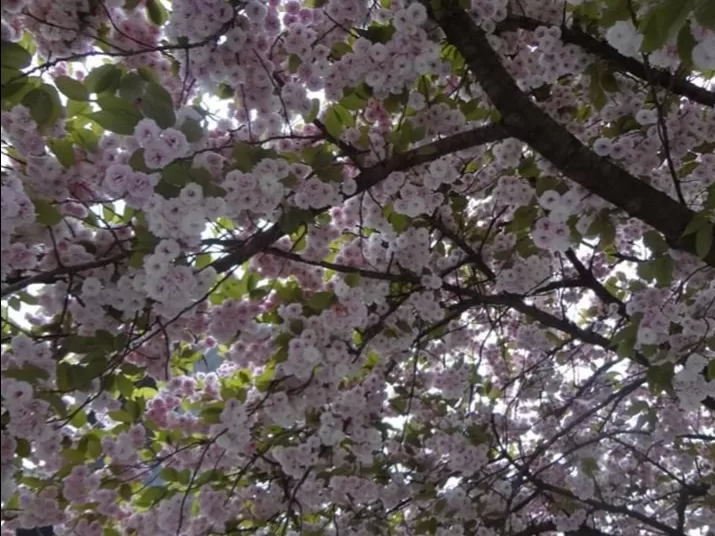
[[2, 0, 715, 535]]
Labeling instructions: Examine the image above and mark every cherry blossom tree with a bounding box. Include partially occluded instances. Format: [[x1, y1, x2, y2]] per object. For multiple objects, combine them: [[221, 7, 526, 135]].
[[1, 0, 714, 534]]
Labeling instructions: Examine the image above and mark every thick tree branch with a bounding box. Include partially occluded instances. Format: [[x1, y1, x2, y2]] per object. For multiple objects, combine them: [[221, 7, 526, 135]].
[[524, 476, 687, 536], [429, 2, 715, 269], [495, 15, 715, 107], [210, 124, 507, 273]]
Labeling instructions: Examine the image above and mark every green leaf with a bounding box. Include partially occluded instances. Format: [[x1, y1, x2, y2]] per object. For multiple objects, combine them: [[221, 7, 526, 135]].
[[85, 64, 122, 94], [643, 230, 669, 254], [141, 82, 175, 128], [129, 149, 150, 172], [356, 24, 396, 44], [89, 111, 139, 136], [332, 103, 354, 127], [288, 54, 301, 73], [600, 69, 619, 92], [389, 212, 410, 233], [652, 255, 675, 286], [707, 359, 715, 381], [695, 222, 714, 259], [180, 118, 203, 142], [640, 0, 696, 52], [1, 67, 21, 86], [2, 364, 50, 383], [340, 92, 366, 111], [612, 317, 640, 357], [677, 23, 697, 69], [414, 518, 438, 535], [34, 199, 63, 226], [1, 41, 32, 69], [72, 127, 99, 151], [216, 83, 234, 99], [695, 0, 715, 30], [1, 79, 31, 103], [200, 406, 223, 424], [646, 363, 675, 394], [587, 64, 608, 110], [279, 208, 314, 235], [390, 397, 407, 413], [411, 126, 426, 143], [509, 205, 538, 234], [345, 273, 361, 287], [66, 99, 90, 118], [115, 374, 135, 398], [323, 105, 344, 140], [22, 85, 62, 128], [47, 138, 75, 168], [118, 72, 147, 101], [160, 467, 180, 481], [232, 142, 258, 172], [255, 367, 276, 392], [62, 448, 87, 463], [601, 1, 631, 25], [137, 486, 166, 507], [305, 291, 335, 312], [70, 411, 87, 428], [196, 253, 212, 269], [108, 410, 133, 423], [55, 76, 89, 101], [137, 66, 158, 83], [16, 438, 32, 457], [706, 184, 715, 210], [162, 162, 189, 186], [89, 95, 142, 135], [683, 213, 709, 236], [98, 94, 142, 118], [22, 87, 52, 125], [56, 363, 81, 391], [303, 98, 320, 123], [146, 0, 168, 25], [383, 93, 403, 114]]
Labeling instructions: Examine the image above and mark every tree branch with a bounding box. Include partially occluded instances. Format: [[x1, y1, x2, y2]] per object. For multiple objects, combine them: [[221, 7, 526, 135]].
[[209, 124, 508, 273], [563, 249, 627, 317], [1, 252, 130, 298], [428, 2, 715, 269], [495, 15, 715, 107]]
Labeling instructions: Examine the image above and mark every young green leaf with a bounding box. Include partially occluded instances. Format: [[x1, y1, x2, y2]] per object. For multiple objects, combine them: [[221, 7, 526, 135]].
[[146, 0, 168, 25], [323, 105, 344, 139], [303, 98, 320, 123], [33, 199, 63, 226]]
